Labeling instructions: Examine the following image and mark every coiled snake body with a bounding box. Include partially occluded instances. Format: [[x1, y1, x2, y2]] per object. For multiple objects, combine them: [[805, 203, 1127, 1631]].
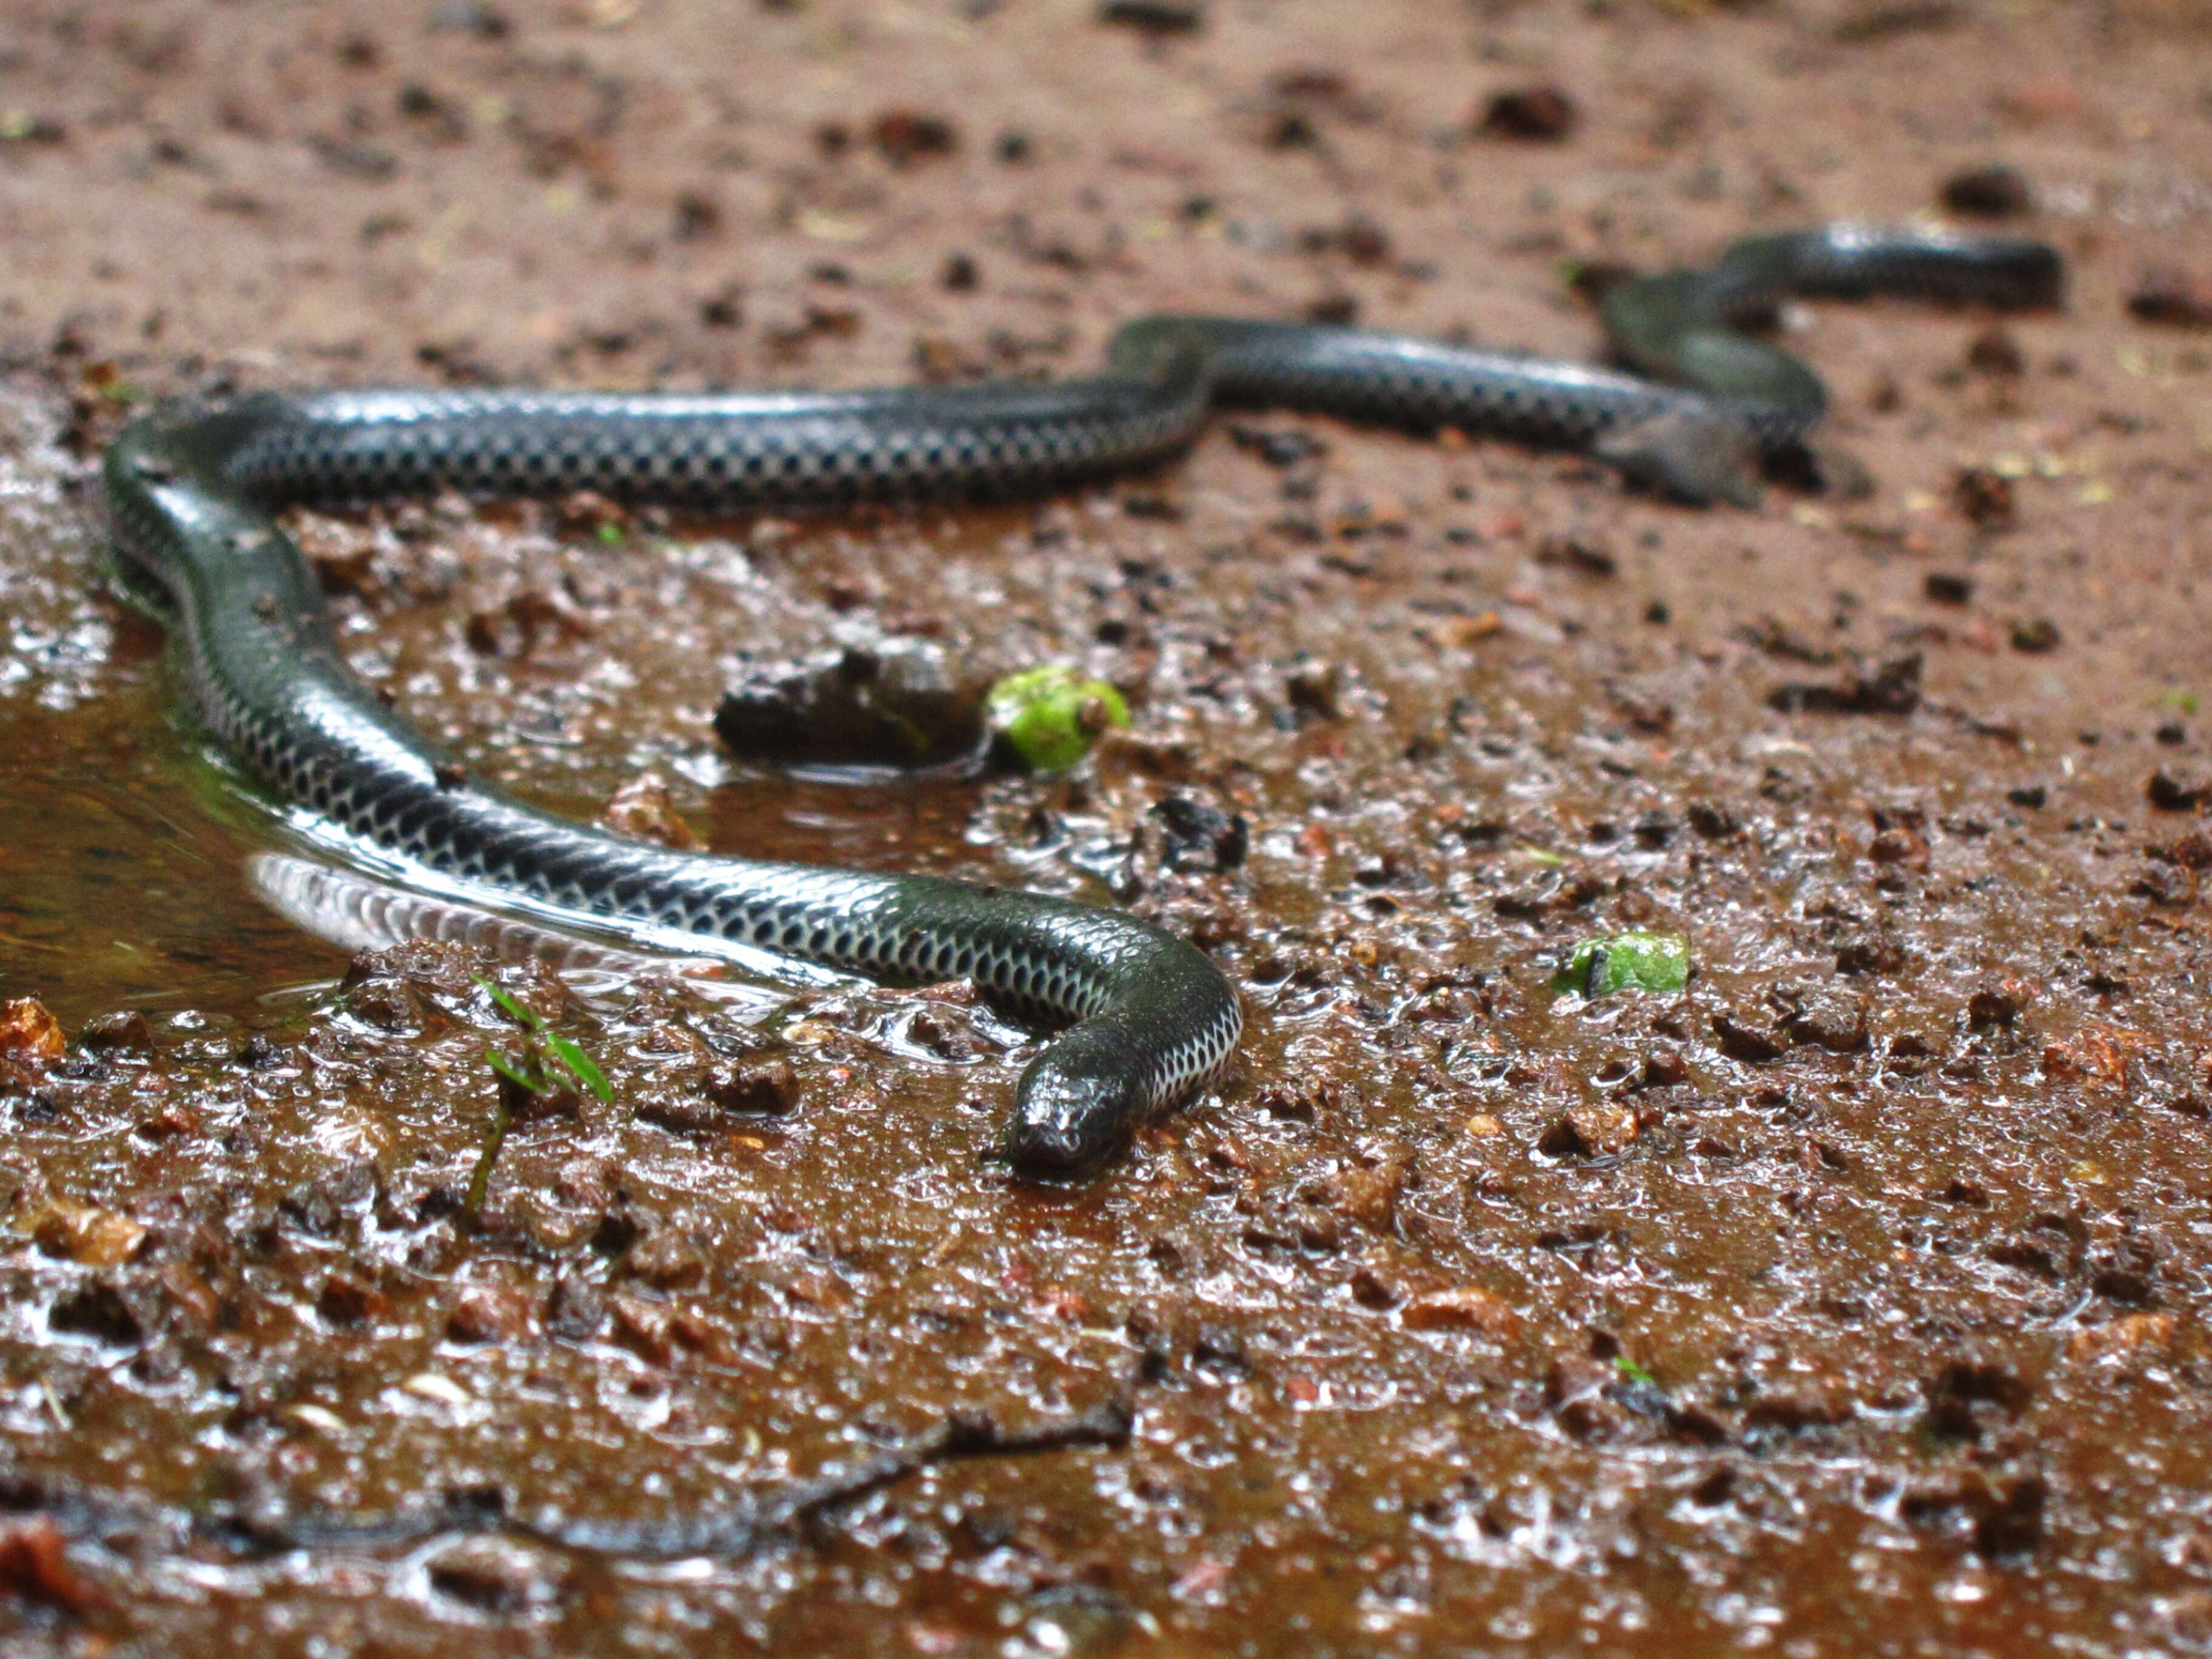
[[102, 224, 2060, 1175]]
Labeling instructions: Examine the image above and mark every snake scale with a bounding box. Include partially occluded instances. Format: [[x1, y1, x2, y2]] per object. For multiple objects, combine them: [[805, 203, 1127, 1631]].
[[102, 224, 2061, 1175]]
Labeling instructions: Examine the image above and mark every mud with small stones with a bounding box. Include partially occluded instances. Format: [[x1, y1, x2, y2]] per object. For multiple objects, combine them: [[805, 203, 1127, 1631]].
[[2, 1, 2212, 1654]]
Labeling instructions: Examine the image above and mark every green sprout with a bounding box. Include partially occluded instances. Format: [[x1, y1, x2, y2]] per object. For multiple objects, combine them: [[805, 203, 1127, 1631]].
[[1612, 1354, 1658, 1387], [467, 975, 613, 1214], [985, 666, 1130, 774], [1551, 931, 1692, 998]]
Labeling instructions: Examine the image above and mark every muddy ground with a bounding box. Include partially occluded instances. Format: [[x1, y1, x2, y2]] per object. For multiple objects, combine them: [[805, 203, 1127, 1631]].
[[3, 0, 2212, 1654]]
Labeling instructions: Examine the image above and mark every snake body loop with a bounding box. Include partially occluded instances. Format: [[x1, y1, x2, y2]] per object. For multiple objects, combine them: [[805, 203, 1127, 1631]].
[[102, 224, 2060, 1175]]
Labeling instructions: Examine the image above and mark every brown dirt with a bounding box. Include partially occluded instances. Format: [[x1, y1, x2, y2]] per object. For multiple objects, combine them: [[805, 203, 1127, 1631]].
[[3, 1, 2212, 1654]]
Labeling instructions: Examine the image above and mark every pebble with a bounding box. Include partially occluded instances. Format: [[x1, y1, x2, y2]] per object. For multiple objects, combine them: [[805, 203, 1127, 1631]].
[[1940, 163, 2033, 218], [1475, 85, 1577, 142]]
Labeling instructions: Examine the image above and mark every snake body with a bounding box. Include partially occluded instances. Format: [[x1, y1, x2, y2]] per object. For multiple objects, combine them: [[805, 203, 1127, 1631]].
[[102, 224, 2060, 1175]]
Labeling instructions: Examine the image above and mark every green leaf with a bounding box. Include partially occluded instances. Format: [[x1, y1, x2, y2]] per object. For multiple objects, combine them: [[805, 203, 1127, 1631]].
[[985, 666, 1130, 774], [1551, 931, 1692, 997], [1612, 1354, 1657, 1387], [471, 973, 546, 1031], [543, 1033, 614, 1104], [596, 521, 626, 545], [483, 1046, 549, 1094]]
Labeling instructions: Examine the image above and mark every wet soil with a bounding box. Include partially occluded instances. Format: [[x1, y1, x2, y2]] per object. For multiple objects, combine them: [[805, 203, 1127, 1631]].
[[4, 1, 2212, 1654]]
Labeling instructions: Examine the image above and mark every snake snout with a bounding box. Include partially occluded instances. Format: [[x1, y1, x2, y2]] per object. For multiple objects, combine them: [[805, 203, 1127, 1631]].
[[1007, 1020, 1151, 1179]]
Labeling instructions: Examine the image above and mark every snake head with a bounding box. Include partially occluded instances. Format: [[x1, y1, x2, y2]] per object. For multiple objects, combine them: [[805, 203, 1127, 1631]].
[[1007, 1019, 1151, 1179]]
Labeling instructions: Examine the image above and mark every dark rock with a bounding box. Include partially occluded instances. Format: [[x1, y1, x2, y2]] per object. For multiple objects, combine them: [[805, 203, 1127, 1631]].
[[1151, 796, 1248, 873], [707, 1060, 800, 1116], [78, 1010, 154, 1053], [2127, 269, 2212, 330], [0, 1520, 95, 1615], [1967, 984, 2024, 1028], [1767, 652, 1922, 716], [1227, 424, 1326, 469], [1966, 327, 2026, 377], [870, 110, 959, 166], [714, 643, 987, 769], [2009, 617, 2061, 653], [427, 1537, 566, 1613], [545, 1275, 606, 1341], [1096, 0, 1202, 32], [1940, 163, 2033, 218], [1953, 467, 2016, 528], [1685, 802, 1742, 839], [2146, 769, 2211, 813], [1283, 658, 1342, 722], [1925, 571, 1974, 605], [1475, 85, 1577, 142], [1786, 992, 1869, 1052], [1712, 1012, 1785, 1063]]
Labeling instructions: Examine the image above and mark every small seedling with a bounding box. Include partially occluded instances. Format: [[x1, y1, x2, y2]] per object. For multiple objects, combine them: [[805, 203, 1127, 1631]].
[[466, 975, 614, 1214], [473, 974, 613, 1103], [1612, 1354, 1658, 1387]]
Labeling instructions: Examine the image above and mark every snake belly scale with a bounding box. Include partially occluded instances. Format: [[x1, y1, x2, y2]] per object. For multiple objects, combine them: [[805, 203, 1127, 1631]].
[[101, 224, 2060, 1175]]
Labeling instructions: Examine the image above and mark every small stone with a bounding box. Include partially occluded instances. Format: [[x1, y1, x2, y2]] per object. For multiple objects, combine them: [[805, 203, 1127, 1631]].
[[2009, 617, 2061, 654], [446, 1283, 537, 1344], [1712, 1012, 1784, 1063], [545, 1275, 606, 1341], [31, 1201, 147, 1267], [1835, 930, 1908, 976], [705, 1059, 800, 1116], [1686, 802, 1741, 839], [1967, 983, 2027, 1028], [2127, 269, 2212, 330], [716, 643, 987, 768], [1283, 659, 1342, 722], [1533, 534, 1616, 578], [78, 1010, 154, 1052], [317, 1272, 389, 1327], [1940, 163, 2032, 218], [1475, 85, 1577, 142], [1925, 571, 1974, 605], [870, 110, 959, 166], [0, 997, 64, 1061], [1538, 1102, 1638, 1158], [426, 1537, 566, 1614], [1151, 796, 1248, 873], [1095, 0, 1201, 31], [611, 1293, 675, 1365], [625, 1227, 707, 1290], [1786, 993, 1869, 1053], [0, 1520, 94, 1615], [2068, 1312, 2175, 1362], [599, 773, 700, 851], [2146, 769, 2211, 813], [1965, 327, 2025, 377], [1399, 1285, 1519, 1336], [1952, 467, 2016, 528]]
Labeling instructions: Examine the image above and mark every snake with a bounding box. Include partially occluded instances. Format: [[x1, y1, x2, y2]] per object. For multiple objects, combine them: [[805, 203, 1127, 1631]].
[[101, 223, 2061, 1176]]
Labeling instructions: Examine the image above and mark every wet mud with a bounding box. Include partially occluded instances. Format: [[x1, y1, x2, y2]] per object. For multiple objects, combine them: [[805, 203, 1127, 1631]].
[[1, 1, 2211, 1653]]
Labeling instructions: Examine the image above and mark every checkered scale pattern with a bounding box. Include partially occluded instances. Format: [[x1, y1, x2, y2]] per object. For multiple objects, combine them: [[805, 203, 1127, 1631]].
[[99, 226, 2062, 1172]]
